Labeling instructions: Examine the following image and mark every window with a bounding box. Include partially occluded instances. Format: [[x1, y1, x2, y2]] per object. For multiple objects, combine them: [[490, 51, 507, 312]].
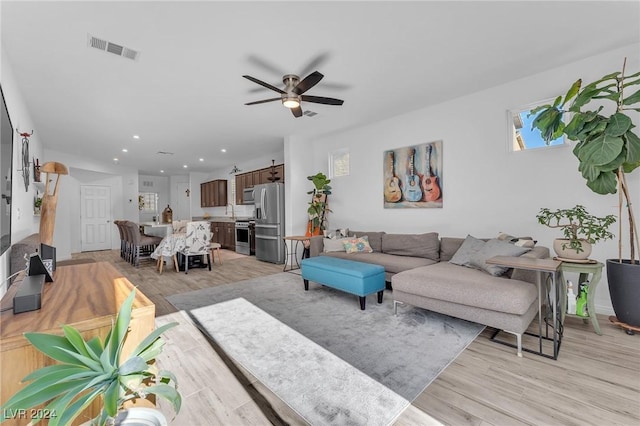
[[138, 192, 158, 212], [329, 148, 350, 178], [508, 99, 566, 151]]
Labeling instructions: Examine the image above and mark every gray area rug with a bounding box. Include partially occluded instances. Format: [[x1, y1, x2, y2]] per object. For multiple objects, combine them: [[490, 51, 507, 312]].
[[191, 298, 409, 426], [168, 272, 484, 402]]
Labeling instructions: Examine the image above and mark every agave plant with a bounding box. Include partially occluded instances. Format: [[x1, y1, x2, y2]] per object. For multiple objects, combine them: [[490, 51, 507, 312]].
[[0, 289, 181, 426]]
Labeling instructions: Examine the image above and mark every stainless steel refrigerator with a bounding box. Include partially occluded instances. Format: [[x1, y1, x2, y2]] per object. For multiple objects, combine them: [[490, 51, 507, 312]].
[[254, 182, 285, 264]]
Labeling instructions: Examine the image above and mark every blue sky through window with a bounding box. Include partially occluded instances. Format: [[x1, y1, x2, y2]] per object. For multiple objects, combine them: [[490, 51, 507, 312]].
[[518, 110, 564, 149]]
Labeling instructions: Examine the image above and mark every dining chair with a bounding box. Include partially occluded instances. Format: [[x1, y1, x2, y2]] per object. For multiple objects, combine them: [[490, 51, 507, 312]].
[[173, 221, 212, 274], [114, 220, 126, 259], [124, 221, 163, 267], [172, 219, 188, 234]]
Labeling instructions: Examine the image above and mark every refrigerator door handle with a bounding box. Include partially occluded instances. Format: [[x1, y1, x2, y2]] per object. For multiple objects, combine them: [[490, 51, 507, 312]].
[[256, 235, 279, 240], [260, 187, 267, 222]]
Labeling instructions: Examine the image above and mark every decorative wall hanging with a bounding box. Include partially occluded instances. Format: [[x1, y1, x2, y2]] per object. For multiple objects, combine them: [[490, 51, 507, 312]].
[[33, 157, 41, 182], [17, 130, 32, 191], [39, 162, 68, 245], [383, 140, 443, 208]]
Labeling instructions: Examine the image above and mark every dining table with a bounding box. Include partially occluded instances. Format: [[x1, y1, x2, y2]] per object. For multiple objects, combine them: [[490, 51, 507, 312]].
[[151, 232, 186, 273]]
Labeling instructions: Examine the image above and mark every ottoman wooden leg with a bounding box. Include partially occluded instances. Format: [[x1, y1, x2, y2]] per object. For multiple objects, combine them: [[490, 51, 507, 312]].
[[377, 290, 384, 304], [359, 296, 366, 310], [303, 279, 309, 291]]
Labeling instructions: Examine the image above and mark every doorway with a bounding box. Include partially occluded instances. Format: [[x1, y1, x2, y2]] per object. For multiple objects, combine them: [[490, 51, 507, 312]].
[[80, 185, 112, 251]]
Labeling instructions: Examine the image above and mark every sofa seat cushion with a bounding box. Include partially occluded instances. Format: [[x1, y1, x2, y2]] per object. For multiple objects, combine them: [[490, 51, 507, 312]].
[[321, 251, 436, 274], [391, 262, 537, 315]]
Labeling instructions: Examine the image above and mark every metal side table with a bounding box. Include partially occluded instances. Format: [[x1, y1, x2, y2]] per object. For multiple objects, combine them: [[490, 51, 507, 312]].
[[282, 235, 310, 272], [486, 256, 563, 359], [559, 261, 604, 335]]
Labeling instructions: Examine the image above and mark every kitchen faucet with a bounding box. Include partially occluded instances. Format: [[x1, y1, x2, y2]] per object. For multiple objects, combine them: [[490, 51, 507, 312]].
[[226, 203, 235, 220]]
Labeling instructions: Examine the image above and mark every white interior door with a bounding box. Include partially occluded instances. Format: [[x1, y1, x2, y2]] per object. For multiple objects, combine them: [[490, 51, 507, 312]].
[[80, 185, 112, 251]]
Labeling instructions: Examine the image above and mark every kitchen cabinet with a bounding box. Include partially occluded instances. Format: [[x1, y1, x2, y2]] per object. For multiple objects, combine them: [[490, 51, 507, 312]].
[[200, 179, 227, 207], [209, 221, 236, 250], [235, 164, 284, 205]]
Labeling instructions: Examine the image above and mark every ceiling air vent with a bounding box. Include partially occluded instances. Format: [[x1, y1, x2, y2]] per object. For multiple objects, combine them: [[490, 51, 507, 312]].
[[157, 151, 174, 155], [87, 34, 140, 61]]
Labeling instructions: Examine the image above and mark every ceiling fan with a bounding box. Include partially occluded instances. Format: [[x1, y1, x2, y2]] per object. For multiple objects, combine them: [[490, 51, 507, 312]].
[[243, 71, 344, 118]]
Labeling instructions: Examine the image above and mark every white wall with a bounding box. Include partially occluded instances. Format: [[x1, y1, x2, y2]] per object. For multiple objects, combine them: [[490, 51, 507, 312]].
[[1, 46, 45, 297], [44, 149, 139, 259], [286, 44, 640, 315], [138, 174, 170, 222]]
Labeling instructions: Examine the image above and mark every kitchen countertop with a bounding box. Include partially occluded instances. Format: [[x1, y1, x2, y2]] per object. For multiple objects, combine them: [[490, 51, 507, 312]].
[[191, 216, 253, 223]]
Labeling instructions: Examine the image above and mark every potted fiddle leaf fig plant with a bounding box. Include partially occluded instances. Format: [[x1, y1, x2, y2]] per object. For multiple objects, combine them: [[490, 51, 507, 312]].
[[536, 205, 616, 260], [531, 58, 640, 327], [306, 172, 332, 236], [0, 289, 181, 426]]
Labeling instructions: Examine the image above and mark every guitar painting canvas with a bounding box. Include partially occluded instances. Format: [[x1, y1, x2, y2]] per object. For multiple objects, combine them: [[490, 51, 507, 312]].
[[383, 141, 443, 208]]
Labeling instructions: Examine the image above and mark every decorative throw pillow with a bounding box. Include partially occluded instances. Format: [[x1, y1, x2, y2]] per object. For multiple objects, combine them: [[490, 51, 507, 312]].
[[449, 235, 486, 267], [497, 232, 537, 248], [343, 236, 374, 254], [323, 237, 350, 253], [470, 238, 531, 276]]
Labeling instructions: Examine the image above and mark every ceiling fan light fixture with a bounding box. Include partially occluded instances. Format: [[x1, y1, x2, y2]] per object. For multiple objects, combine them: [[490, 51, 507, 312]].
[[282, 96, 300, 109]]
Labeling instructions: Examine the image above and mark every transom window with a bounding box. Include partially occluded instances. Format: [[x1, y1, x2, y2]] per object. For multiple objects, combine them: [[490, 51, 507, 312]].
[[329, 148, 350, 178], [508, 99, 566, 151]]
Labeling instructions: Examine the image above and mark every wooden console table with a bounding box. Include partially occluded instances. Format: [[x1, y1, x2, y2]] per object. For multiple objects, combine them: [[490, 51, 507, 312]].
[[0, 262, 155, 425]]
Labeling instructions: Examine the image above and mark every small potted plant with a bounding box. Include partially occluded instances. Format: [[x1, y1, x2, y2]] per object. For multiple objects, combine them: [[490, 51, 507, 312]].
[[306, 172, 332, 236], [0, 289, 181, 426], [536, 204, 616, 261], [34, 196, 42, 214]]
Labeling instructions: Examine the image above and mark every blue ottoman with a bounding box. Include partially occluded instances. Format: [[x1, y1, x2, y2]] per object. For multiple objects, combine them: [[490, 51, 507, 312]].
[[300, 257, 385, 310]]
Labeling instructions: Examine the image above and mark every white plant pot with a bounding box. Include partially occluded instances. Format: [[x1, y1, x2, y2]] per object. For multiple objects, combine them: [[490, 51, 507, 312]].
[[114, 408, 168, 426], [553, 238, 592, 260]]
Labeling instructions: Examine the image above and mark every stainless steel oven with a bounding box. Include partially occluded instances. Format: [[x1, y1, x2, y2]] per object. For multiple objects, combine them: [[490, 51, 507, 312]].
[[235, 220, 250, 255]]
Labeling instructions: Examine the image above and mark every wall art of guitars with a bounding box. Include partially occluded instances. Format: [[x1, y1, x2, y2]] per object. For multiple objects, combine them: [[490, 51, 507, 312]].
[[383, 141, 442, 208]]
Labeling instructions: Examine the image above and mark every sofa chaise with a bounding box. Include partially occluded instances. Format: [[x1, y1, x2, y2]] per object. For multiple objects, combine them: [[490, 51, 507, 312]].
[[308, 231, 550, 356]]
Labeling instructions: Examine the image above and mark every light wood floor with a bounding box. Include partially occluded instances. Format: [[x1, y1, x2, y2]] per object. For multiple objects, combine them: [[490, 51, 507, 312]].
[[74, 250, 640, 425]]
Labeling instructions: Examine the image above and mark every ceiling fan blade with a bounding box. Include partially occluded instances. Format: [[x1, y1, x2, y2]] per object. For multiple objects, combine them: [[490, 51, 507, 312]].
[[245, 98, 281, 106], [299, 52, 330, 77], [291, 106, 303, 118], [292, 71, 324, 95], [243, 75, 285, 94], [247, 54, 286, 77], [301, 95, 344, 106]]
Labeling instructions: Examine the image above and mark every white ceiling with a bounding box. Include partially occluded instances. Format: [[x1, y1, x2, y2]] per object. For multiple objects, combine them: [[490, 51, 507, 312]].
[[2, 1, 639, 176]]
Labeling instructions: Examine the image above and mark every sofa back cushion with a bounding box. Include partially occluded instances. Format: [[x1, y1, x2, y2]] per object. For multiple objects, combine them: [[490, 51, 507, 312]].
[[382, 232, 440, 260], [350, 231, 385, 252], [439, 237, 466, 262]]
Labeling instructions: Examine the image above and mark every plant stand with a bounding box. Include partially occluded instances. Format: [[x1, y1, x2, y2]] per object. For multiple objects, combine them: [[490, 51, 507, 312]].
[[609, 316, 640, 336], [559, 261, 603, 335]]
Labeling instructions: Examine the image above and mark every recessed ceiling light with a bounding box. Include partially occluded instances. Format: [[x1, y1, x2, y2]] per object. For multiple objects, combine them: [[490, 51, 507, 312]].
[[122, 148, 128, 153], [133, 135, 140, 140], [183, 165, 188, 168], [160, 170, 164, 173], [199, 158, 204, 162], [113, 158, 119, 162], [221, 149, 227, 153]]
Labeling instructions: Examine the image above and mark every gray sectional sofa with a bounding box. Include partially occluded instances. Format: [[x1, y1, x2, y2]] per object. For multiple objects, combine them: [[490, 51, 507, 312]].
[[308, 231, 550, 356]]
